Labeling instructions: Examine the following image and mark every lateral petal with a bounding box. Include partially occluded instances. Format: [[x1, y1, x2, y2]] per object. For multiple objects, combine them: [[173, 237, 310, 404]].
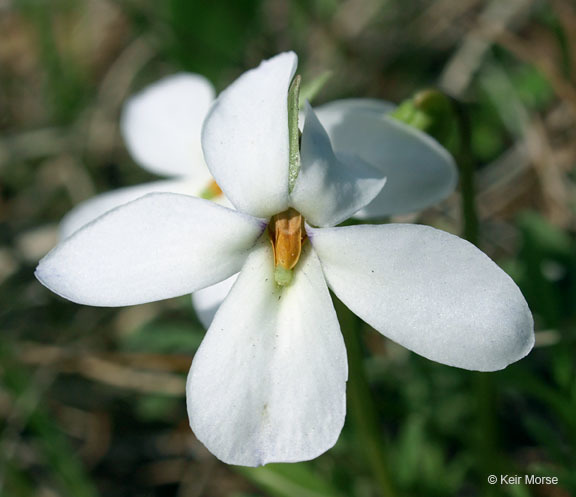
[[36, 194, 264, 306], [310, 224, 534, 371]]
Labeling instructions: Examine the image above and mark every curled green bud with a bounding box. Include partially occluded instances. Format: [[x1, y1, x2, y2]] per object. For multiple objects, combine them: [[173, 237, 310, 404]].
[[390, 89, 454, 144]]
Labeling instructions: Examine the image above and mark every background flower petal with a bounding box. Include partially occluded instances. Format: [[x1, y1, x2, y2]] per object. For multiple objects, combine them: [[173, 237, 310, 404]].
[[201, 52, 297, 218], [291, 104, 387, 227], [187, 241, 347, 466], [310, 224, 534, 371], [314, 98, 395, 129], [315, 99, 458, 218], [191, 273, 237, 328], [60, 178, 212, 239], [121, 73, 215, 178], [36, 193, 264, 307]]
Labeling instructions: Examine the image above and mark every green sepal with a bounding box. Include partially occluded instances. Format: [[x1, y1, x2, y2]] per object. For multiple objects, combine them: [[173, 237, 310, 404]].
[[288, 74, 302, 193]]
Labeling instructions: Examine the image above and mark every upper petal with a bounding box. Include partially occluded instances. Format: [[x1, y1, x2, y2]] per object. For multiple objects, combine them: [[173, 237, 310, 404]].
[[121, 73, 215, 178], [201, 52, 297, 218], [315, 99, 457, 217], [60, 178, 213, 239], [187, 240, 347, 466], [36, 193, 264, 307], [310, 224, 534, 371], [291, 104, 387, 227]]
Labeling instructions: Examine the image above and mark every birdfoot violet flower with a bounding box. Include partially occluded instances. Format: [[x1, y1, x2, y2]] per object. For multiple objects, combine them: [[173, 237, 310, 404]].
[[36, 52, 534, 467], [60, 65, 458, 327]]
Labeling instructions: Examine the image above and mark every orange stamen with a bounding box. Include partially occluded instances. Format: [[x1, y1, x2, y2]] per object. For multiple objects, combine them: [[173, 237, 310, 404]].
[[269, 208, 306, 270]]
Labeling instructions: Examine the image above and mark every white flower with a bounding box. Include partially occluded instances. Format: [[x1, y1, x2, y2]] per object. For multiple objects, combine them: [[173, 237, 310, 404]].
[[36, 52, 533, 467], [60, 66, 457, 328]]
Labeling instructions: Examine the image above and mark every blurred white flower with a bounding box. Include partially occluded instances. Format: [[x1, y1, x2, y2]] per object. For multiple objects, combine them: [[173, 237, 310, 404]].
[[314, 98, 457, 218], [36, 52, 533, 467], [59, 73, 219, 239]]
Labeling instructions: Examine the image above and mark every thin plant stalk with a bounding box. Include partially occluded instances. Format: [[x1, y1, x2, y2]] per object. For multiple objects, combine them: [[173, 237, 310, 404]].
[[335, 298, 397, 497], [453, 100, 499, 494]]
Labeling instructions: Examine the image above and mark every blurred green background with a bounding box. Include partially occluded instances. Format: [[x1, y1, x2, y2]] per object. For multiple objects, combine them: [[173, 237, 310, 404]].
[[1, 0, 575, 496]]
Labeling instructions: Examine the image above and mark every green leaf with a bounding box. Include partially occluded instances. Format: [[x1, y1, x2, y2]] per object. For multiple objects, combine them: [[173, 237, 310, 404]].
[[299, 71, 333, 106], [235, 463, 343, 497]]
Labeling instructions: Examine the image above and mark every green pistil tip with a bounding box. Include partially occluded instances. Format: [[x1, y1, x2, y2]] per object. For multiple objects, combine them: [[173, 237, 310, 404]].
[[274, 266, 293, 287]]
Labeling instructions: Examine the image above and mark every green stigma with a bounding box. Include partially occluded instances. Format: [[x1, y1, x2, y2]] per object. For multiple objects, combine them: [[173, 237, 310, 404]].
[[274, 266, 293, 287]]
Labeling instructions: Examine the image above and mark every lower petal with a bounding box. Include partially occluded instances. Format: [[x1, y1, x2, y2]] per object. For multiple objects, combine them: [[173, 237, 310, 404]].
[[310, 224, 534, 371], [187, 241, 347, 466]]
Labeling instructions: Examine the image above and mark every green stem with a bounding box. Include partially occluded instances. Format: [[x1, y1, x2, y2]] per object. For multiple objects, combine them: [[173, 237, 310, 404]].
[[453, 101, 478, 246], [453, 101, 500, 494], [334, 298, 397, 497]]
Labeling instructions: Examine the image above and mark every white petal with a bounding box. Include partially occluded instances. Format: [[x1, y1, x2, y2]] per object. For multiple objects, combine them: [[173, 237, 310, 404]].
[[60, 178, 212, 239], [121, 73, 215, 178], [314, 98, 395, 129], [191, 273, 237, 328], [187, 241, 347, 466], [201, 52, 297, 218], [315, 99, 457, 217], [36, 194, 264, 307], [291, 104, 387, 227], [310, 224, 534, 371]]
